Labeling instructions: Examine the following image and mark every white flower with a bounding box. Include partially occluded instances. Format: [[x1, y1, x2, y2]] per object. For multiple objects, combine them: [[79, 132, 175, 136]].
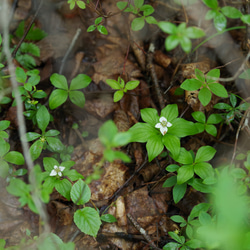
[[50, 165, 65, 177], [155, 117, 172, 135]]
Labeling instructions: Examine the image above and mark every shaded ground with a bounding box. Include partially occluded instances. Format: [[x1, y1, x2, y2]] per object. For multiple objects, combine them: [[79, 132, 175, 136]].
[[1, 0, 250, 249]]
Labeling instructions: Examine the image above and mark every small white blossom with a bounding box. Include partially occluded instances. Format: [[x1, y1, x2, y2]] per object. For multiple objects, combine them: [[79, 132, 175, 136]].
[[155, 117, 172, 135], [50, 165, 65, 177]]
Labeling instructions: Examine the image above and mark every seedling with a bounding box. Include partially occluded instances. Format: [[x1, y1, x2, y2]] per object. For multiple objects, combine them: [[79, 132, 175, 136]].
[[181, 68, 228, 106], [49, 73, 91, 109], [67, 0, 86, 10], [117, 0, 158, 31], [87, 17, 108, 35], [158, 22, 205, 53], [106, 77, 140, 102], [192, 111, 223, 136]]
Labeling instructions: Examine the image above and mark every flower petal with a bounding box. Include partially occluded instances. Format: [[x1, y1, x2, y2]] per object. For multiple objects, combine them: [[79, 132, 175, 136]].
[[59, 166, 65, 171], [53, 165, 59, 170], [160, 127, 168, 135], [50, 170, 57, 176], [159, 117, 168, 123], [58, 172, 62, 177], [167, 122, 172, 127], [155, 123, 162, 128]]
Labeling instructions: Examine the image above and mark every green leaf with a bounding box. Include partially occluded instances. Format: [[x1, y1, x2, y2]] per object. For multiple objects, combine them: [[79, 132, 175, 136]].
[[230, 94, 237, 107], [30, 139, 43, 160], [131, 17, 145, 31], [170, 118, 198, 137], [221, 6, 242, 18], [185, 239, 203, 249], [49, 89, 68, 109], [161, 104, 179, 122], [180, 36, 192, 53], [46, 137, 64, 152], [177, 164, 194, 184], [171, 215, 186, 223], [173, 183, 187, 203], [43, 157, 59, 172], [214, 12, 227, 31], [207, 114, 223, 124], [99, 120, 117, 146], [15, 67, 27, 83], [202, 0, 218, 9], [192, 111, 206, 123], [97, 25, 108, 35], [195, 146, 216, 162], [20, 42, 40, 57], [206, 69, 220, 82], [158, 22, 177, 34], [125, 80, 140, 90], [6, 178, 30, 197], [141, 108, 159, 126], [163, 242, 181, 250], [195, 69, 205, 83], [209, 83, 228, 98], [0, 160, 9, 178], [129, 122, 158, 143], [64, 169, 83, 181], [87, 25, 96, 32], [74, 207, 101, 237], [140, 4, 154, 16], [0, 131, 9, 139], [16, 53, 36, 69], [134, 0, 144, 9], [70, 179, 91, 205], [117, 1, 128, 10], [166, 164, 179, 172], [168, 231, 185, 244], [241, 14, 250, 24], [23, 132, 41, 142], [146, 135, 164, 162], [145, 16, 158, 24], [36, 105, 50, 133], [0, 120, 10, 131], [55, 179, 72, 200], [213, 102, 232, 110], [69, 90, 85, 108], [186, 27, 205, 39], [181, 78, 202, 91], [198, 87, 212, 106], [162, 134, 180, 159], [113, 90, 124, 102], [76, 0, 86, 9], [70, 74, 91, 90], [163, 175, 177, 187], [189, 202, 211, 220], [194, 162, 214, 179], [112, 132, 131, 147], [165, 35, 180, 51], [101, 214, 117, 223], [175, 148, 193, 165], [3, 151, 25, 165], [44, 130, 60, 137], [205, 124, 217, 137], [106, 79, 121, 90], [50, 73, 68, 90], [205, 9, 217, 20]]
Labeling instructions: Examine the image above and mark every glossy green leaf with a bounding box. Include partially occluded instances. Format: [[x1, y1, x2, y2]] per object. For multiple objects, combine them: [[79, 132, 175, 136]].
[[30, 139, 43, 160], [77, 1, 86, 9], [23, 132, 41, 142], [166, 164, 179, 172], [173, 183, 187, 203], [161, 104, 179, 122], [44, 129, 60, 137], [214, 12, 227, 31], [69, 90, 85, 108], [171, 215, 186, 223], [163, 175, 177, 187], [49, 89, 68, 109], [162, 134, 180, 159], [165, 35, 179, 51], [3, 151, 25, 165], [207, 114, 223, 124], [87, 25, 96, 32], [140, 4, 154, 16], [0, 120, 10, 131], [209, 83, 228, 98], [113, 90, 124, 102], [50, 73, 68, 90], [206, 69, 220, 81], [97, 25, 108, 35], [213, 102, 232, 110], [202, 0, 218, 9], [46, 137, 64, 152], [15, 67, 27, 83], [158, 22, 177, 34], [241, 14, 250, 24], [106, 79, 121, 89], [55, 178, 72, 200], [36, 105, 50, 133], [74, 207, 101, 237], [70, 74, 91, 90], [169, 118, 198, 137], [131, 17, 145, 31], [198, 87, 212, 106], [146, 135, 164, 162], [194, 162, 214, 179], [175, 147, 193, 165], [125, 80, 140, 90], [101, 214, 117, 223], [221, 6, 242, 18], [181, 78, 202, 91], [70, 179, 91, 205], [177, 164, 194, 184], [192, 111, 206, 123], [141, 108, 159, 126], [195, 146, 216, 162], [205, 124, 217, 137], [43, 157, 59, 172]]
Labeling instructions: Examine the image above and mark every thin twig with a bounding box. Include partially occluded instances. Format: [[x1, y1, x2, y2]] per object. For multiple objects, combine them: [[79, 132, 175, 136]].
[[59, 28, 82, 75], [10, 0, 44, 60]]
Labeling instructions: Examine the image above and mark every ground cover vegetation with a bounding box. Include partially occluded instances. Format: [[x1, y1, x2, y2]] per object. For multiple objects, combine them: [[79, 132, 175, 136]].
[[0, 0, 250, 249]]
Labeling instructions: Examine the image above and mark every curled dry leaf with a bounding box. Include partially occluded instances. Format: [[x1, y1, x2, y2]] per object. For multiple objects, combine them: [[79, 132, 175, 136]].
[[154, 50, 171, 68]]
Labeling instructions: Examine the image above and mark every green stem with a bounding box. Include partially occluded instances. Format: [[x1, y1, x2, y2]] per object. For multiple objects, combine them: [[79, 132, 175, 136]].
[[192, 26, 246, 54]]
